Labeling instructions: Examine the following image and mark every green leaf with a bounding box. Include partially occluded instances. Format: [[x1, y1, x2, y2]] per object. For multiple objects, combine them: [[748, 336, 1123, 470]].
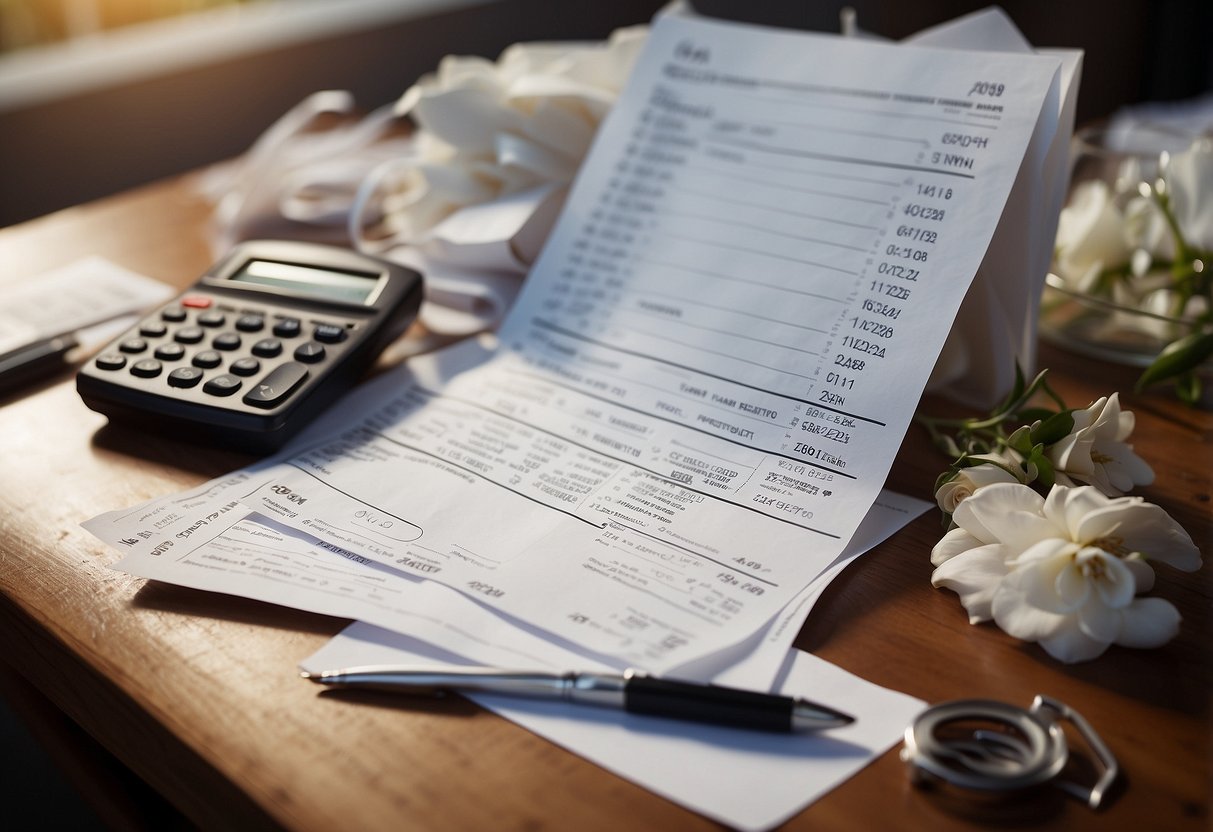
[[1017, 407, 1059, 425], [938, 434, 963, 458], [993, 363, 1028, 416], [1029, 410, 1075, 446], [1136, 330, 1213, 391], [1033, 455, 1056, 488], [1007, 424, 1034, 454], [1175, 371, 1202, 406]]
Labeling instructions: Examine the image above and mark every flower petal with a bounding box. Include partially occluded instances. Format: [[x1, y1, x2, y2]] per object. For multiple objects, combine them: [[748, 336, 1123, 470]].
[[935, 464, 1019, 514], [953, 483, 1053, 550], [1048, 433, 1096, 478], [1037, 618, 1112, 663], [1077, 596, 1123, 643], [930, 528, 981, 566], [1090, 551, 1137, 608], [931, 545, 1008, 622], [1001, 546, 1077, 614], [1054, 555, 1091, 609], [991, 571, 1070, 640], [1114, 597, 1181, 648], [1075, 500, 1202, 571], [1044, 486, 1112, 539], [1124, 557, 1156, 593]]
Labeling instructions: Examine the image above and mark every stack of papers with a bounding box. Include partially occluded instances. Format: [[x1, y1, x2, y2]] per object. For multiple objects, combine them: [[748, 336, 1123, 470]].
[[83, 7, 1078, 829]]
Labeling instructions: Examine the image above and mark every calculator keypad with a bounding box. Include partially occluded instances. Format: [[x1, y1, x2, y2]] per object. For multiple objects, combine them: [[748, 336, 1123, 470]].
[[90, 296, 357, 410]]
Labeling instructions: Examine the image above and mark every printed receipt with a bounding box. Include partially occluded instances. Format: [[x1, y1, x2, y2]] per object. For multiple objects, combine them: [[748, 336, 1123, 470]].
[[87, 14, 1061, 674]]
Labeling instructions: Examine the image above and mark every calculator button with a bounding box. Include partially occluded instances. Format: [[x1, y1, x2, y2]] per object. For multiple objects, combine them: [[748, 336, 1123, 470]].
[[182, 295, 212, 309], [235, 314, 265, 332], [174, 326, 205, 344], [95, 353, 126, 371], [131, 359, 162, 378], [313, 324, 347, 343], [192, 350, 222, 369], [230, 357, 261, 376], [203, 374, 242, 396], [272, 317, 302, 338], [252, 338, 283, 358], [161, 306, 187, 322], [213, 333, 242, 351], [197, 311, 226, 327], [139, 322, 167, 338], [119, 338, 148, 353], [293, 342, 326, 363], [154, 343, 185, 361], [243, 362, 309, 408], [167, 367, 204, 388]]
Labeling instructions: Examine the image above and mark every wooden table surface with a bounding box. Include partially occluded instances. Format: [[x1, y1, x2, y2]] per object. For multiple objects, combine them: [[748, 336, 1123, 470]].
[[0, 173, 1209, 831]]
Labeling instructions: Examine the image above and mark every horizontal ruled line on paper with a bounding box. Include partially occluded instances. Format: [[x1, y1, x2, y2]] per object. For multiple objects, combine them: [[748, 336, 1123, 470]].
[[416, 377, 849, 533], [529, 317, 887, 427], [501, 362, 855, 489], [713, 159, 901, 188], [711, 136, 978, 179], [702, 89, 1003, 130], [617, 307, 823, 358], [757, 120, 929, 147], [684, 162, 893, 206], [636, 256, 850, 302], [620, 321, 819, 379], [667, 182, 883, 230], [660, 209, 872, 253], [658, 231, 861, 275], [628, 288, 831, 335]]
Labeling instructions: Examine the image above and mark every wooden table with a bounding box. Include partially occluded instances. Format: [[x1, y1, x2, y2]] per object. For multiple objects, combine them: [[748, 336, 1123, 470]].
[[1, 173, 1209, 831]]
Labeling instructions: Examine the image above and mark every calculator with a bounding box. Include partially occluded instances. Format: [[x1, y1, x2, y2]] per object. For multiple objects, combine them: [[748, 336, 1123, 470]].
[[77, 240, 422, 453]]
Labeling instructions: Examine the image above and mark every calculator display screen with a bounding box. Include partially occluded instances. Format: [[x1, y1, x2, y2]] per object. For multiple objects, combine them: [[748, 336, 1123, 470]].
[[227, 259, 380, 304]]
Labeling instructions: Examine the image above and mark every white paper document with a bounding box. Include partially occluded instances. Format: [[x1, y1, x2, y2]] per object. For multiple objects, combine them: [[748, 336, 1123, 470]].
[[302, 625, 925, 832], [86, 13, 1062, 678], [0, 257, 173, 356], [908, 7, 1081, 405], [86, 410, 927, 680]]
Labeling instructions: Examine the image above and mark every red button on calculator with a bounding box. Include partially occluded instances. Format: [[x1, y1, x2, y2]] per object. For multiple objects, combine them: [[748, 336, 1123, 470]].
[[181, 295, 212, 308]]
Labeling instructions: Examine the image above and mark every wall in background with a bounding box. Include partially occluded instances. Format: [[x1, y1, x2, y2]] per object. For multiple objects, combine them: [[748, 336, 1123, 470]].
[[1, 0, 1209, 228], [0, 0, 667, 227]]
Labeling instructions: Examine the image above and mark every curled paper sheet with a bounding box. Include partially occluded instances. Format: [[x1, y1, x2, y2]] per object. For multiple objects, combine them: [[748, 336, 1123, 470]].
[[200, 26, 645, 340], [385, 247, 523, 337], [202, 7, 1077, 407], [366, 183, 567, 336], [198, 91, 418, 254], [909, 8, 1082, 406]]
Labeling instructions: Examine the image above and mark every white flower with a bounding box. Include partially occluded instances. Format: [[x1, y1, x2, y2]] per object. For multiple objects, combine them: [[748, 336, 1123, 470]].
[[932, 483, 1201, 663], [379, 26, 648, 244], [934, 462, 1021, 514], [1053, 179, 1131, 289], [1048, 393, 1153, 496], [1122, 192, 1174, 261], [1164, 137, 1213, 252]]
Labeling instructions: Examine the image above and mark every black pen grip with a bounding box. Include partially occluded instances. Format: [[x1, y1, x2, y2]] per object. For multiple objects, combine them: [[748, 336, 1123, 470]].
[[624, 676, 793, 732]]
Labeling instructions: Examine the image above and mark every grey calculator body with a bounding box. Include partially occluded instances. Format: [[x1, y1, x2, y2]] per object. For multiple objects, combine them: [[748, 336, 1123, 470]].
[[78, 240, 422, 453]]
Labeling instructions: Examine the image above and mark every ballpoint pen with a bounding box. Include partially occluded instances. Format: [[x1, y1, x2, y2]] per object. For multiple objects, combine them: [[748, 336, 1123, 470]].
[[0, 333, 80, 397], [301, 666, 855, 733]]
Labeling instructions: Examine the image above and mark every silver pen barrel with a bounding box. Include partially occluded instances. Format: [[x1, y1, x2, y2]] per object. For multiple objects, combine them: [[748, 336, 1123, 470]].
[[304, 666, 578, 698]]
